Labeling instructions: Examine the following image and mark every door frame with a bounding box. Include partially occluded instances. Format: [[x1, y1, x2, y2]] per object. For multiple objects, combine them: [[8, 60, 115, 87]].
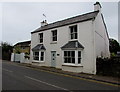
[[51, 51, 56, 67]]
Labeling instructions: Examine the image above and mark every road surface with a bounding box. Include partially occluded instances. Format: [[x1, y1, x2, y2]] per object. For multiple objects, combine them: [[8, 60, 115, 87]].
[[2, 61, 119, 91]]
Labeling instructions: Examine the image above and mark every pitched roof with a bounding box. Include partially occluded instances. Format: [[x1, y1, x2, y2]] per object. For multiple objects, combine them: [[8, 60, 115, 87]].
[[32, 44, 46, 51], [31, 11, 99, 34], [61, 41, 84, 50], [14, 40, 31, 46]]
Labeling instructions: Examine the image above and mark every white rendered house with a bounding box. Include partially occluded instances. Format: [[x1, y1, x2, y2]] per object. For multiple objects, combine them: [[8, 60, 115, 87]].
[[30, 2, 110, 74]]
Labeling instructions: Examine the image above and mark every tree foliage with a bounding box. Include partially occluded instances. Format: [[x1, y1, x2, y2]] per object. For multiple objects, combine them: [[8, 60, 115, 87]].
[[1, 42, 13, 60], [109, 38, 120, 54]]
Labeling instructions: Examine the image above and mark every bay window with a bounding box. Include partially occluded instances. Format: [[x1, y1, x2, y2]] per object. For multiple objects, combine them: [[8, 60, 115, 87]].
[[33, 51, 39, 60], [33, 51, 45, 62], [63, 50, 82, 65]]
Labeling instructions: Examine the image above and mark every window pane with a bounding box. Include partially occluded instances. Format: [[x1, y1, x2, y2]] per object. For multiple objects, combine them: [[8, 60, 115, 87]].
[[78, 51, 81, 57], [71, 34, 73, 39], [41, 52, 44, 56], [75, 33, 77, 39], [70, 27, 73, 33], [71, 51, 75, 57], [54, 30, 57, 35], [64, 51, 67, 56], [41, 57, 43, 61], [68, 58, 71, 63], [74, 26, 77, 32], [55, 37, 57, 41], [35, 52, 39, 55], [52, 30, 57, 41], [41, 52, 44, 61], [40, 39, 43, 43], [53, 37, 57, 41], [39, 33, 43, 43], [72, 58, 75, 63], [78, 58, 81, 64], [64, 58, 67, 63], [34, 57, 39, 60], [68, 51, 70, 56], [53, 36, 57, 41]]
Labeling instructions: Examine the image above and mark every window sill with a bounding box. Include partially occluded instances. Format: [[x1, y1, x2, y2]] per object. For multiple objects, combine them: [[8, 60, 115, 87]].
[[32, 60, 45, 63], [62, 63, 83, 67], [69, 39, 78, 42], [50, 41, 57, 44]]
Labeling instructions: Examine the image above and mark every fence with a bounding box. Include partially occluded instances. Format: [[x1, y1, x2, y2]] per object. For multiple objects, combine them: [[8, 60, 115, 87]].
[[11, 53, 30, 63]]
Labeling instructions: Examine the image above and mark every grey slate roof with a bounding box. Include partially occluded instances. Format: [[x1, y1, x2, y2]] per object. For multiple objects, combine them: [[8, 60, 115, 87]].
[[61, 41, 84, 50], [31, 11, 99, 34], [32, 44, 46, 51]]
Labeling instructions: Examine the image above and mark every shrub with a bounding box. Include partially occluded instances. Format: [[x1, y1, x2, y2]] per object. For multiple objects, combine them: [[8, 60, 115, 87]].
[[96, 57, 120, 77]]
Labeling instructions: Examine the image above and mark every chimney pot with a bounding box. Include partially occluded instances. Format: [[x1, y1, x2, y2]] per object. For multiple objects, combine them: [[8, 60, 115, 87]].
[[41, 20, 48, 27], [94, 2, 101, 12]]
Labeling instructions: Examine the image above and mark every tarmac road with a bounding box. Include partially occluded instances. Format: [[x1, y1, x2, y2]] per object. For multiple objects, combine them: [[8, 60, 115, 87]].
[[2, 61, 119, 91]]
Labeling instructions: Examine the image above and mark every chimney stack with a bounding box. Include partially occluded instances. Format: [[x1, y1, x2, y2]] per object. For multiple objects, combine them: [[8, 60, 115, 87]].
[[41, 20, 48, 27], [94, 2, 101, 12]]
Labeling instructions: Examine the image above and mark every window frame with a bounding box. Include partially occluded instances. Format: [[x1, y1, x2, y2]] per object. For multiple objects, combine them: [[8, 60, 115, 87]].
[[33, 51, 45, 62], [40, 51, 44, 61], [39, 33, 43, 43], [69, 25, 78, 40], [78, 51, 81, 64], [33, 51, 39, 61], [62, 50, 82, 66], [51, 30, 57, 42], [64, 51, 75, 64]]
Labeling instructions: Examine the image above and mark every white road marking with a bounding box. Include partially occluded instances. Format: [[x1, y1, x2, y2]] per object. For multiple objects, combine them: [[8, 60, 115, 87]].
[[25, 75, 72, 92], [3, 68, 13, 73]]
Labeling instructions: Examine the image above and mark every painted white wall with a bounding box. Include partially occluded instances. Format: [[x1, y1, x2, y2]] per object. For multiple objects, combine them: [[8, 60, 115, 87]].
[[94, 11, 110, 58], [30, 3, 110, 74], [31, 19, 97, 74]]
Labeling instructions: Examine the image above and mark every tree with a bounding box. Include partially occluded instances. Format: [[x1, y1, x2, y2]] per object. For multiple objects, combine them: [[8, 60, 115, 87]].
[[109, 38, 120, 54], [1, 42, 13, 60]]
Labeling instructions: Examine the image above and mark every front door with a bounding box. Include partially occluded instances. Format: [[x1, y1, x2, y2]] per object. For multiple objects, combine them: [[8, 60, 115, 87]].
[[51, 51, 56, 67]]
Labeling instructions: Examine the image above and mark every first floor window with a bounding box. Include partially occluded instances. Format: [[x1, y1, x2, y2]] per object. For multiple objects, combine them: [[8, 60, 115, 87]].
[[33, 51, 45, 61], [64, 51, 75, 64], [63, 50, 82, 64], [69, 25, 77, 40], [39, 33, 43, 43], [33, 51, 39, 60], [40, 52, 44, 61], [51, 30, 57, 41]]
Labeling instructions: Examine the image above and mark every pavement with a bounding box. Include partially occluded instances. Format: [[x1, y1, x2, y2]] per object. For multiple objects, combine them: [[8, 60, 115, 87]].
[[16, 61, 120, 86], [2, 61, 119, 90]]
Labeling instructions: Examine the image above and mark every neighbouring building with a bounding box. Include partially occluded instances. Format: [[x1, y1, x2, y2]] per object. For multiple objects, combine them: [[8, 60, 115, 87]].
[[30, 2, 110, 74], [13, 40, 31, 55]]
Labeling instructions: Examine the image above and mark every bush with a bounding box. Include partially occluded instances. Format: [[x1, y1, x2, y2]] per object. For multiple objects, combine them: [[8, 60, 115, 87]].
[[96, 57, 120, 77]]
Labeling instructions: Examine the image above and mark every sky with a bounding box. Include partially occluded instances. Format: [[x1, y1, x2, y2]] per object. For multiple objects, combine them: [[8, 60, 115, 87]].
[[0, 1, 119, 45]]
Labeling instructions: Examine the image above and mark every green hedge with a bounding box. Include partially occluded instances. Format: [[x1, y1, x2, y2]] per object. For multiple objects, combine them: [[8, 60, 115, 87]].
[[96, 57, 120, 77]]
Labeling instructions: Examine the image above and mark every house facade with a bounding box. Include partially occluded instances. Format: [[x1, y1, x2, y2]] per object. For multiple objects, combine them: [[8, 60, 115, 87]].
[[14, 40, 31, 55], [30, 2, 110, 74]]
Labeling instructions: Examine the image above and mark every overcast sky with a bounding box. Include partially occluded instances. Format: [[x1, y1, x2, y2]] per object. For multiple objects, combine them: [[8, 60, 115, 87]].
[[0, 2, 118, 45]]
